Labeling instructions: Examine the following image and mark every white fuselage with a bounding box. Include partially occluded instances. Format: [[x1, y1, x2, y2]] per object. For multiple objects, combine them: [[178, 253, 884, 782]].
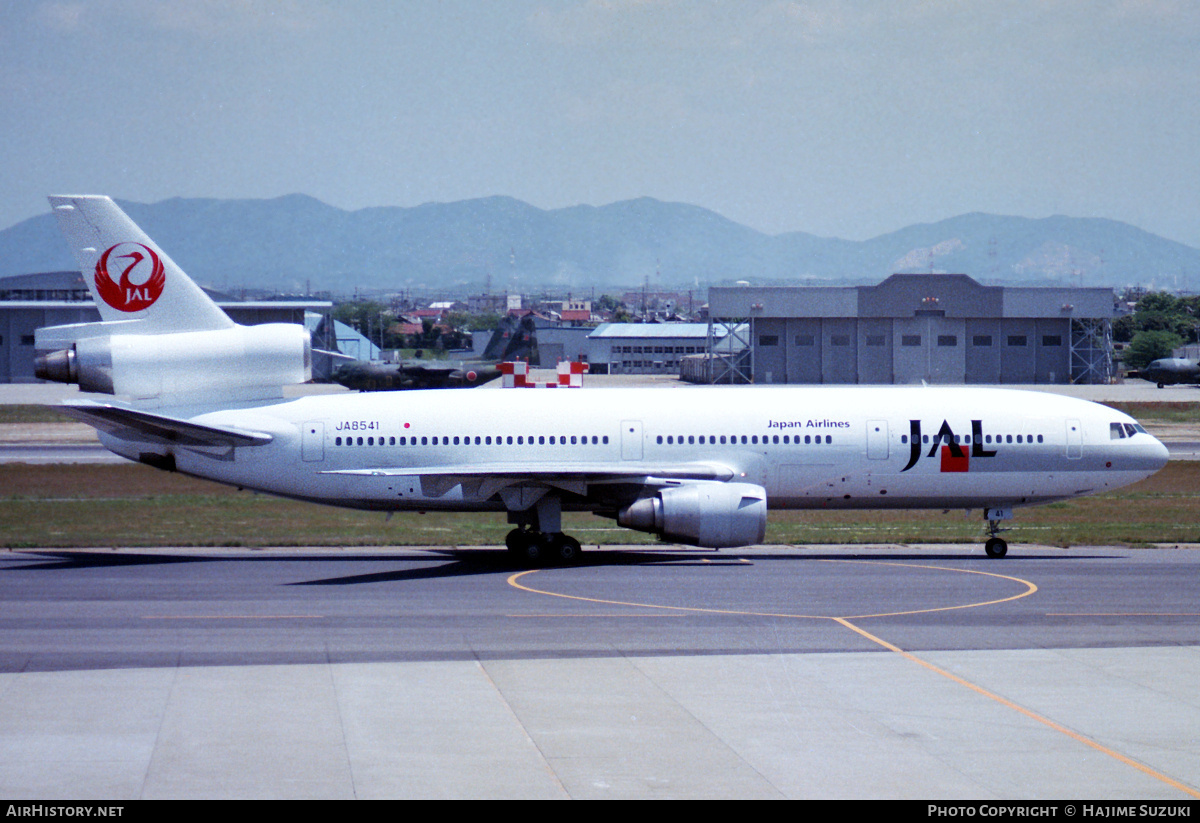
[[99, 385, 1169, 514]]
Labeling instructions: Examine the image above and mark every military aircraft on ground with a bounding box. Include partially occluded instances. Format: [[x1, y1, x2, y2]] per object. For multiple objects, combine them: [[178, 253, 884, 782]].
[[1139, 357, 1200, 388], [331, 315, 537, 391]]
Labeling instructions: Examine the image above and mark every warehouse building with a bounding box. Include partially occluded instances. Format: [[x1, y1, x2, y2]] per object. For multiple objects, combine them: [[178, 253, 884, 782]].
[[706, 274, 1114, 385], [587, 323, 716, 375]]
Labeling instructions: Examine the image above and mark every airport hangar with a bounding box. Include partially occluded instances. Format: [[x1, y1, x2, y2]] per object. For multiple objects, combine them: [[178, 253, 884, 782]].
[[702, 273, 1116, 385], [0, 271, 331, 383]]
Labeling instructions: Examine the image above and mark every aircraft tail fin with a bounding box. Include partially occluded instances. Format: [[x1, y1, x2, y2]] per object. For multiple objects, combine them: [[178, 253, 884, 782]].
[[48, 196, 234, 332], [500, 316, 538, 362], [37, 196, 310, 405]]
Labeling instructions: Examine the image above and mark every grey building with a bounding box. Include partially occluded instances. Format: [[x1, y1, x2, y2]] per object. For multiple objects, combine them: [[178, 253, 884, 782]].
[[0, 271, 331, 383], [707, 274, 1114, 385], [587, 323, 713, 375]]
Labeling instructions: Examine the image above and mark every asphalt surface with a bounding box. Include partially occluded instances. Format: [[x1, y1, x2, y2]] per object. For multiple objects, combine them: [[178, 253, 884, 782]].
[[1, 544, 1199, 799], [2, 380, 1199, 798]]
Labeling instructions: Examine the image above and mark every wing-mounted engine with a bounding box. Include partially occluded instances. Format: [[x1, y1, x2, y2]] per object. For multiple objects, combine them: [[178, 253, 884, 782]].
[[617, 482, 768, 548], [35, 322, 311, 403]]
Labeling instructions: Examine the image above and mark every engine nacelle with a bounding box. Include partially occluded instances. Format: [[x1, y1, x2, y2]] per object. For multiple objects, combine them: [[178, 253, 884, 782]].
[[617, 482, 767, 548], [35, 323, 311, 400]]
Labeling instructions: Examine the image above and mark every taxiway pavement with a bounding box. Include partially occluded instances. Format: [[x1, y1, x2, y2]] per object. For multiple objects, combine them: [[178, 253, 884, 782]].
[[1, 544, 1198, 799]]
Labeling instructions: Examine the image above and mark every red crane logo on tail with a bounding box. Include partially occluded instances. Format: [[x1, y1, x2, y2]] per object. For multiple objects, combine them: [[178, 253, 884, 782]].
[[94, 243, 165, 312]]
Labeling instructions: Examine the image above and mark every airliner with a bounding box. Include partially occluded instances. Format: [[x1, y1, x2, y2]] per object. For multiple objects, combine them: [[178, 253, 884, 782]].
[[34, 196, 1169, 564]]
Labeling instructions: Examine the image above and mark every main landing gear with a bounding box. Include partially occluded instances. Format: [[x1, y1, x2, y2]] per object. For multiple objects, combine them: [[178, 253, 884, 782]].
[[983, 507, 1012, 558], [505, 527, 582, 565], [505, 494, 583, 566]]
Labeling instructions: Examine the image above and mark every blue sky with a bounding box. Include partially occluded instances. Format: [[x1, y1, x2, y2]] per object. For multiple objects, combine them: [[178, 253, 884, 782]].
[[3, 1, 1198, 246]]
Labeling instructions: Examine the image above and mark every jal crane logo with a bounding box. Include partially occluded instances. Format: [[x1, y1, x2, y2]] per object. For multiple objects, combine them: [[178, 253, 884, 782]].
[[94, 243, 165, 312]]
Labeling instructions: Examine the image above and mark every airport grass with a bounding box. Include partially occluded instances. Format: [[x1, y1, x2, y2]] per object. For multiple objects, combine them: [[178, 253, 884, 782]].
[[1100, 401, 1200, 424], [1, 460, 1197, 549], [0, 405, 73, 424]]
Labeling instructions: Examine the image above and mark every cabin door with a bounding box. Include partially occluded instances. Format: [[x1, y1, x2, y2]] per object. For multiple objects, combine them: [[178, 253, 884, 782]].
[[867, 420, 889, 460], [621, 420, 643, 460], [1065, 419, 1082, 460], [302, 421, 325, 462]]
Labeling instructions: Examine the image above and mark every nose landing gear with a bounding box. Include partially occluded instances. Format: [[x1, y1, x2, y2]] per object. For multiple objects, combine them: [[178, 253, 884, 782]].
[[983, 507, 1012, 558]]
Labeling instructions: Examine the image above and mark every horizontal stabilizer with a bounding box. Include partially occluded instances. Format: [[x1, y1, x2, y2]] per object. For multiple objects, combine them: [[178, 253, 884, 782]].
[[57, 402, 272, 449]]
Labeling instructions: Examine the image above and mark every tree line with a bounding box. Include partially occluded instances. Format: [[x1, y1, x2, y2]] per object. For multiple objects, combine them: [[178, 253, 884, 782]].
[[1115, 292, 1200, 370]]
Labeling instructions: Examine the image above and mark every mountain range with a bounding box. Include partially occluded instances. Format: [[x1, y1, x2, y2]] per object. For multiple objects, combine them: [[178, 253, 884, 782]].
[[2, 194, 1198, 295]]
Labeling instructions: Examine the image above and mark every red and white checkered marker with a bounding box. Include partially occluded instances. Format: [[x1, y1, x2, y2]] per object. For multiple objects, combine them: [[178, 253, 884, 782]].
[[499, 361, 588, 388]]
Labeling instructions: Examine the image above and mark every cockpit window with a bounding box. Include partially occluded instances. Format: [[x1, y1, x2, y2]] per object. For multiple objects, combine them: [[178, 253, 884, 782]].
[[1110, 422, 1127, 439], [1123, 423, 1138, 438]]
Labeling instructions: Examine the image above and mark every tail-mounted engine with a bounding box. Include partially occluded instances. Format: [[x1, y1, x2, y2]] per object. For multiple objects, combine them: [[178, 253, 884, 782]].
[[35, 323, 311, 401], [618, 482, 768, 548]]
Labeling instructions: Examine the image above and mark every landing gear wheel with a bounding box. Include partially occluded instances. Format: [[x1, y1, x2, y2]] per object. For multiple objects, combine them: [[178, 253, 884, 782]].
[[553, 534, 582, 564], [506, 527, 543, 564], [519, 536, 544, 565], [505, 528, 529, 553], [984, 537, 1008, 558]]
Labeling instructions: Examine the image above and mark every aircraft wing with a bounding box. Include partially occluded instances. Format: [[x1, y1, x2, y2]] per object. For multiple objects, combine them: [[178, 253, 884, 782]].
[[322, 461, 735, 499], [56, 402, 273, 449]]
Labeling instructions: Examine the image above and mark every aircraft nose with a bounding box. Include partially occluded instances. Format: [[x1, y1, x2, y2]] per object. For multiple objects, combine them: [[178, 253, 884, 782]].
[[1137, 434, 1171, 473]]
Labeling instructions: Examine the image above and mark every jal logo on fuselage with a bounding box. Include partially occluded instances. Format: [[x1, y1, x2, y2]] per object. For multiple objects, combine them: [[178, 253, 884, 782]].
[[901, 419, 997, 473], [94, 243, 165, 312]]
